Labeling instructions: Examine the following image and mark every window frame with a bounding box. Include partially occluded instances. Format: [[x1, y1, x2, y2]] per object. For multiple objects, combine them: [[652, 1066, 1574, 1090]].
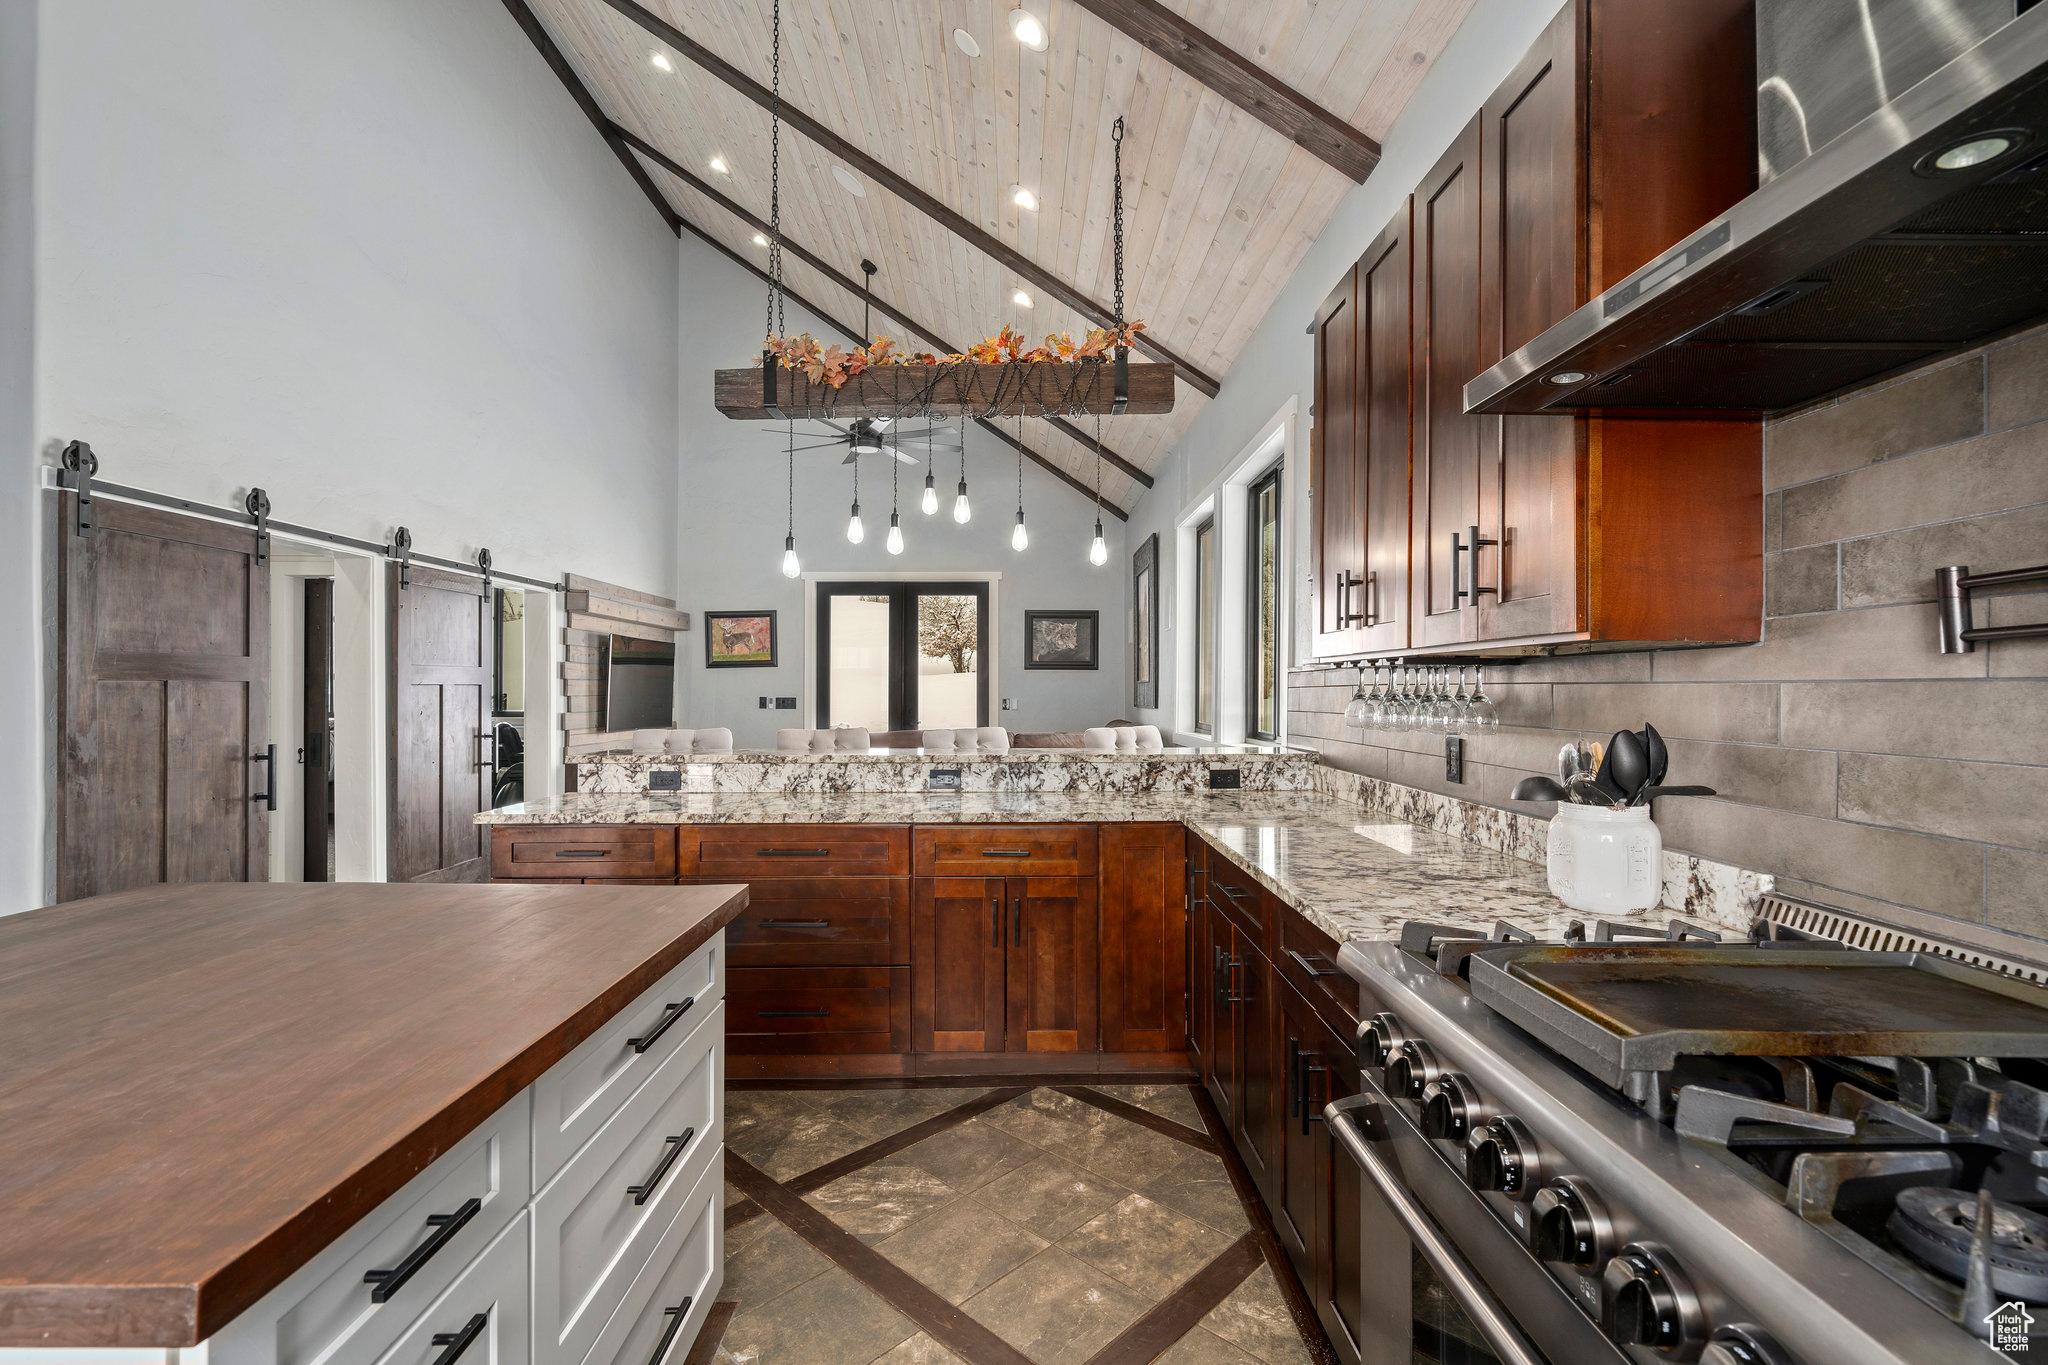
[[491, 587, 524, 719], [814, 580, 992, 732], [1245, 466, 1282, 742], [1193, 516, 1217, 735]]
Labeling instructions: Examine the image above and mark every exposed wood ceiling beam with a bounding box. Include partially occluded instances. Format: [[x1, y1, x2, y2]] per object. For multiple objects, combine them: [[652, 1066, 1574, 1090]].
[[1068, 0, 1382, 183], [676, 220, 1131, 522], [592, 0, 1225, 399], [500, 0, 682, 235], [614, 123, 1155, 491]]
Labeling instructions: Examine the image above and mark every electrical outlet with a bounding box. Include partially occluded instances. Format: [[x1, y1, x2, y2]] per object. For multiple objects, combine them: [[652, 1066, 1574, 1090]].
[[758, 696, 770, 709], [1002, 697, 1016, 711], [648, 768, 682, 791], [1208, 768, 1241, 789], [928, 767, 962, 791], [777, 697, 797, 709], [1445, 736, 1465, 784]]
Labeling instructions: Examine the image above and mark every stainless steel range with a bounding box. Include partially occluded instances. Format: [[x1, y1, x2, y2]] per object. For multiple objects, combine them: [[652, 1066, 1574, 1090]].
[[1326, 903, 2048, 1364]]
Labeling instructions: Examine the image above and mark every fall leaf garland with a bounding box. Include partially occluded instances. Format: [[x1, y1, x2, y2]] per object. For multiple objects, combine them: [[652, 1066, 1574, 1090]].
[[761, 321, 1148, 389]]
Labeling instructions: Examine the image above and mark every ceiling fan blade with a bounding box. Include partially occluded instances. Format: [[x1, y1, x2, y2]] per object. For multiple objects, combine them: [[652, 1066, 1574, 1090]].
[[788, 440, 846, 452], [810, 420, 849, 436], [885, 447, 922, 465]]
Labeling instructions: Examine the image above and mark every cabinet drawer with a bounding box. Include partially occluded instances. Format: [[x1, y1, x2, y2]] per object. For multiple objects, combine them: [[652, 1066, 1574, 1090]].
[[574, 1157, 721, 1365], [1275, 908, 1357, 1033], [532, 1007, 723, 1365], [211, 1096, 531, 1365], [492, 826, 677, 881], [1207, 852, 1269, 944], [914, 824, 1096, 877], [727, 966, 911, 1054], [702, 877, 909, 967], [680, 824, 909, 877], [372, 1211, 530, 1365], [532, 932, 724, 1187]]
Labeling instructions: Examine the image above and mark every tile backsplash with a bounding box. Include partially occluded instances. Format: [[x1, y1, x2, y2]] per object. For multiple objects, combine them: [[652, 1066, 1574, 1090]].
[[1290, 319, 2048, 949]]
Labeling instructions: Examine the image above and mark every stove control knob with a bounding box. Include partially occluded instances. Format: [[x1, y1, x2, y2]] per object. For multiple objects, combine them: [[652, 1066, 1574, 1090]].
[[1463, 1117, 1539, 1199], [1530, 1177, 1611, 1270], [1602, 1243, 1703, 1358], [1699, 1325, 1789, 1365], [1360, 1013, 1405, 1069], [1384, 1039, 1442, 1100], [1419, 1073, 1479, 1140]]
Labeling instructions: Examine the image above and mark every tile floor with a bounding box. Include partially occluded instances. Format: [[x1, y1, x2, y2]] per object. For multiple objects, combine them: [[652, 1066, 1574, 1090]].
[[707, 1084, 1323, 1365]]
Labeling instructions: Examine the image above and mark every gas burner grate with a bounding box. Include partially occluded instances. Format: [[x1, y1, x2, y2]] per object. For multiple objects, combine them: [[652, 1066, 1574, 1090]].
[[1757, 894, 2048, 987]]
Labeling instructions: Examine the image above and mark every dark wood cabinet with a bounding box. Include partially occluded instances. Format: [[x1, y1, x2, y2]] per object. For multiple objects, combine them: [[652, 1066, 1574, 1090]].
[[490, 824, 678, 881], [1236, 948, 1283, 1201], [1311, 263, 1367, 658], [1201, 896, 1243, 1135], [727, 966, 912, 1055], [912, 876, 1009, 1053], [1005, 876, 1099, 1055], [1186, 834, 1212, 1083], [710, 876, 909, 968], [1098, 823, 1188, 1055]]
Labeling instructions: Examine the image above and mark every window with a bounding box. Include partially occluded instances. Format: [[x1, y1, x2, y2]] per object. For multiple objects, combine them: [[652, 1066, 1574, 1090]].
[[816, 582, 990, 733], [1247, 468, 1281, 741], [1194, 517, 1217, 733]]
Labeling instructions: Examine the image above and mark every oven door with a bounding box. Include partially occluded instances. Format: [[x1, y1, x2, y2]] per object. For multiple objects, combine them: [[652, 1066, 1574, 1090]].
[[1326, 1094, 1622, 1365]]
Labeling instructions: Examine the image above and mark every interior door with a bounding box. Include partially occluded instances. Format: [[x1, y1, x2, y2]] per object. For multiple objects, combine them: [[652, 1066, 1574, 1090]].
[[57, 495, 270, 901], [389, 564, 492, 882], [1411, 114, 1487, 649], [303, 577, 334, 882], [913, 876, 1007, 1052], [1005, 876, 1098, 1054], [1359, 203, 1414, 655], [1310, 266, 1366, 658]]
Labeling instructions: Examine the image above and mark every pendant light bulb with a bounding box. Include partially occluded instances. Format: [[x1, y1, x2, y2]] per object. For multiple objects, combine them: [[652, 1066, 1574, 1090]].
[[1088, 518, 1108, 566], [953, 480, 972, 524], [846, 502, 864, 544], [886, 511, 904, 556], [920, 471, 938, 516], [1011, 510, 1029, 552], [781, 534, 801, 579]]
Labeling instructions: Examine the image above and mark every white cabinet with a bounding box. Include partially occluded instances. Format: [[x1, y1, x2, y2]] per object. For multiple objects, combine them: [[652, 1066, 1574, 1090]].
[[372, 1213, 530, 1365], [574, 1161, 722, 1365]]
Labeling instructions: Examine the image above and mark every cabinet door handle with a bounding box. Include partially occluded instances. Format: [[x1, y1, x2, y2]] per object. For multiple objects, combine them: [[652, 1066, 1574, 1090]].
[[758, 919, 830, 929], [627, 997, 695, 1053], [648, 1298, 696, 1365], [761, 1007, 831, 1018], [627, 1127, 696, 1205], [1285, 948, 1341, 979], [1221, 953, 1245, 1005], [1302, 1054, 1328, 1137], [993, 891, 1003, 947], [980, 848, 1032, 857], [1287, 1038, 1300, 1119], [427, 1312, 489, 1365], [1362, 569, 1378, 625], [1466, 524, 1499, 598], [1012, 895, 1023, 946], [553, 848, 611, 859], [364, 1197, 481, 1303], [756, 848, 830, 857], [1451, 530, 1466, 603]]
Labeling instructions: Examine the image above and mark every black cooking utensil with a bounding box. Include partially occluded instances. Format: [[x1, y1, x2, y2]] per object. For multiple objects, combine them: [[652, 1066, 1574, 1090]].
[[1511, 775, 1573, 803], [1640, 723, 1669, 801], [1606, 728, 1650, 806]]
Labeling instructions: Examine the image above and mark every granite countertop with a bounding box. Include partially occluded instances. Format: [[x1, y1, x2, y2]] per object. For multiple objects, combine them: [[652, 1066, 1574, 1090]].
[[481, 789, 1704, 945], [579, 744, 1292, 764]]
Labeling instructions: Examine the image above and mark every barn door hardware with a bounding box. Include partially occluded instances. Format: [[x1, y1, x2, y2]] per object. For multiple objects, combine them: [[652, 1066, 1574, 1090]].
[[245, 488, 271, 566], [391, 526, 414, 588], [1937, 563, 2048, 652], [476, 547, 493, 592], [61, 440, 98, 537]]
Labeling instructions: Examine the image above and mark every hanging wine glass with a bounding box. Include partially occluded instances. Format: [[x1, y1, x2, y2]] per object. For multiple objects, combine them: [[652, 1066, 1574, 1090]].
[[1466, 664, 1500, 730], [1447, 665, 1473, 732], [1342, 665, 1370, 729], [1363, 664, 1391, 730]]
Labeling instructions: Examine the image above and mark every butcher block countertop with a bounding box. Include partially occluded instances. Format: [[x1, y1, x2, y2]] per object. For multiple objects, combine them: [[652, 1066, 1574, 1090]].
[[0, 880, 749, 1349]]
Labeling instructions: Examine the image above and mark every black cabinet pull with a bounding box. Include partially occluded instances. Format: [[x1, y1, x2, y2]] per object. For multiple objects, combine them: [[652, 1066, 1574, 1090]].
[[1303, 1059, 1328, 1137], [756, 848, 830, 857], [979, 848, 1031, 857], [1285, 948, 1341, 979], [992, 892, 1002, 947], [1216, 949, 1245, 1005], [364, 1197, 481, 1303], [1012, 895, 1023, 946], [554, 848, 611, 859], [628, 1127, 696, 1205], [758, 919, 830, 929], [1287, 1039, 1301, 1119], [761, 1008, 831, 1018], [252, 744, 278, 811], [648, 1298, 695, 1365], [427, 1312, 489, 1365], [628, 997, 695, 1053]]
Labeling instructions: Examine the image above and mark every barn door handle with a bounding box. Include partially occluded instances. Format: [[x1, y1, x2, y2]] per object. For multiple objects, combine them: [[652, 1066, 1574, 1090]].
[[476, 731, 496, 773], [252, 745, 278, 810]]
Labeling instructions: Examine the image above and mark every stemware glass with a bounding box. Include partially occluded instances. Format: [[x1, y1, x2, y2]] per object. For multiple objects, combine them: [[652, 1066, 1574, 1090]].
[[1385, 665, 1412, 731], [1447, 666, 1474, 732], [1362, 664, 1391, 730], [1426, 666, 1455, 733], [1465, 664, 1500, 730], [1342, 665, 1371, 729]]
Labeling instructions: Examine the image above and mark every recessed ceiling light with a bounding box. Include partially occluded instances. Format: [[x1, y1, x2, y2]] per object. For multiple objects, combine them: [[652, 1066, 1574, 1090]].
[[709, 156, 729, 175], [1545, 370, 1590, 385], [1013, 290, 1034, 309], [1011, 185, 1038, 211], [1928, 132, 2021, 172], [831, 164, 866, 197], [752, 232, 769, 246], [650, 51, 673, 72], [1009, 9, 1048, 51], [953, 28, 981, 58]]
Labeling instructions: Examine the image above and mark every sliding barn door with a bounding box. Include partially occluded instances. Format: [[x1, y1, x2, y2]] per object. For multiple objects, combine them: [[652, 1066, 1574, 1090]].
[[389, 565, 492, 882], [57, 495, 270, 901]]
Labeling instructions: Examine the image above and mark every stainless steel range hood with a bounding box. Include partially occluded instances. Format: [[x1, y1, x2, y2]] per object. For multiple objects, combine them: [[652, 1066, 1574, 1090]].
[[1466, 2, 2048, 417]]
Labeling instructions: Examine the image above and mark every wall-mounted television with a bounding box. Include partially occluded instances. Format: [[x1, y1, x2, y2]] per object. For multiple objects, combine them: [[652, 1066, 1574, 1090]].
[[602, 634, 675, 731]]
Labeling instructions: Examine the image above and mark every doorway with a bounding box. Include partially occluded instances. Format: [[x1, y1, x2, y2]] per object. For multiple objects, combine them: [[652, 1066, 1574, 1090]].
[[815, 582, 990, 732], [303, 577, 335, 880]]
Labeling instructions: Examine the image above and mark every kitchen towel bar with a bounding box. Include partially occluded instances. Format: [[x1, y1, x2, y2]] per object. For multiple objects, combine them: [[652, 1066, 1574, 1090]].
[[1935, 563, 2048, 653]]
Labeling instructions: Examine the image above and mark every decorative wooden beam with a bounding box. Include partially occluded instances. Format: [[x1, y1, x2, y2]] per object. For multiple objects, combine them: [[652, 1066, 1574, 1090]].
[[678, 219, 1131, 521], [615, 123, 1158, 490], [713, 361, 1174, 419], [591, 0, 1224, 398], [1068, 0, 1382, 183], [499, 0, 682, 235]]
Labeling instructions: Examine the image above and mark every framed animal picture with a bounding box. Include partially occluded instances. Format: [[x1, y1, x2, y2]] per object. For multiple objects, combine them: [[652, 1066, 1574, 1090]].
[[1024, 610, 1100, 670], [704, 611, 777, 667]]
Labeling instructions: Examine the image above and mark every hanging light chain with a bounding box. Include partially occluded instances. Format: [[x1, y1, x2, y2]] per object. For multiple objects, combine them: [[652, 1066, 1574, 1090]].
[[1111, 116, 1126, 339], [765, 0, 785, 342]]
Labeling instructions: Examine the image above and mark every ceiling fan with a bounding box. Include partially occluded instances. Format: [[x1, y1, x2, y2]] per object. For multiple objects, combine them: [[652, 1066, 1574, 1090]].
[[789, 416, 964, 465]]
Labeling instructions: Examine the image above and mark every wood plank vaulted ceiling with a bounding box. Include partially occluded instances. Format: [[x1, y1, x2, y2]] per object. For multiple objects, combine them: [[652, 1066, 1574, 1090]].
[[521, 0, 1474, 511]]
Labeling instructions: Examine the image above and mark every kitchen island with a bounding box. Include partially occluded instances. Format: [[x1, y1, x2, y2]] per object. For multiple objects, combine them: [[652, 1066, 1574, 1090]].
[[0, 880, 748, 1362]]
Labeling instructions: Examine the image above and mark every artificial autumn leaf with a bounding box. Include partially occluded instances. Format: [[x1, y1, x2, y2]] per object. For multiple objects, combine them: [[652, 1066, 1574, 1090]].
[[756, 322, 1147, 375]]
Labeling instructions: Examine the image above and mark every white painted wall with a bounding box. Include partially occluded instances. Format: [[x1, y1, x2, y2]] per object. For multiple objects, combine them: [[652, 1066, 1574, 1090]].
[[4, 0, 682, 908], [1124, 0, 1568, 739], [674, 232, 1130, 747], [0, 0, 38, 913]]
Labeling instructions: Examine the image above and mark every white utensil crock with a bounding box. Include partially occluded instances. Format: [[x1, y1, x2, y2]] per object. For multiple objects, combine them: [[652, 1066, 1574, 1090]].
[[1546, 803, 1662, 914]]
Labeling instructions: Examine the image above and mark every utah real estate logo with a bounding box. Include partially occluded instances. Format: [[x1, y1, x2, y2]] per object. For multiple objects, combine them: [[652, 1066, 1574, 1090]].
[[1987, 1300, 2034, 1353]]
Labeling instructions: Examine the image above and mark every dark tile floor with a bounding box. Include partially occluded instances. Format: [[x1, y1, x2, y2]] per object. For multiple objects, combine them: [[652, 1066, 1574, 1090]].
[[707, 1084, 1322, 1365]]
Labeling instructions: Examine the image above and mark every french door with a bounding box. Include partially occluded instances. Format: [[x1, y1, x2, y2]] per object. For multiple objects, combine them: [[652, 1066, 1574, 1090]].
[[815, 582, 990, 733]]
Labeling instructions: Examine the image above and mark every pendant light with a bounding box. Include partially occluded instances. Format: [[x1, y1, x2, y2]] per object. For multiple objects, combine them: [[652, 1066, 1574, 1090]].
[[1086, 410, 1108, 566], [780, 419, 801, 577], [1011, 413, 1029, 551], [845, 451, 864, 544], [919, 421, 937, 514], [953, 416, 972, 522], [886, 452, 905, 554]]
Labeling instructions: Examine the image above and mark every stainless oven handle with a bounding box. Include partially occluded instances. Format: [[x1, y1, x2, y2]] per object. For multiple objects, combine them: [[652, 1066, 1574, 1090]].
[[1325, 1094, 1548, 1365]]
